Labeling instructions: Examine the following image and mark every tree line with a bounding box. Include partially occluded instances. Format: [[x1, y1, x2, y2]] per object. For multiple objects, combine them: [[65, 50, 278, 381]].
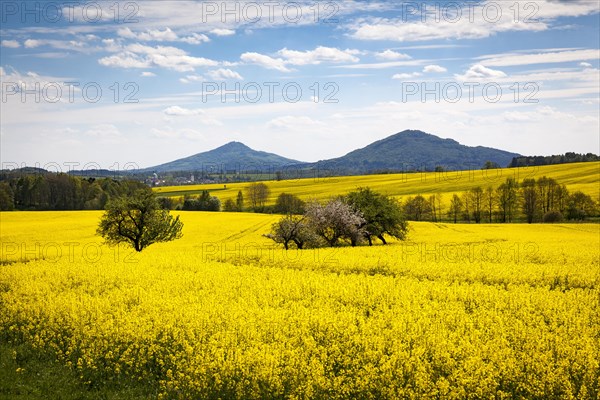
[[509, 152, 599, 168], [0, 173, 148, 211], [403, 176, 598, 224]]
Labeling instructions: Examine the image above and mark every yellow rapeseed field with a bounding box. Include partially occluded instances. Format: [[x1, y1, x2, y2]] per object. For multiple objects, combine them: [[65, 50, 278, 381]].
[[1, 210, 599, 398], [154, 161, 600, 205]]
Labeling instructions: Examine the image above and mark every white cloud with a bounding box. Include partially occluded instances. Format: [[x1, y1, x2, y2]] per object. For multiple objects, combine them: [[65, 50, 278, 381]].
[[180, 33, 211, 44], [98, 53, 151, 69], [266, 116, 325, 130], [375, 49, 411, 60], [210, 28, 235, 36], [24, 39, 42, 48], [503, 106, 599, 124], [240, 52, 290, 72], [1, 40, 20, 48], [580, 62, 592, 68], [337, 60, 428, 70], [531, 0, 600, 18], [392, 72, 422, 79], [277, 46, 360, 65], [164, 106, 204, 116], [423, 65, 447, 73], [118, 27, 177, 41], [117, 27, 210, 44], [84, 124, 121, 137], [479, 49, 600, 67], [455, 64, 507, 81], [206, 68, 243, 80], [99, 43, 218, 72], [179, 75, 204, 84], [0, 66, 73, 98], [349, 1, 599, 43], [162, 106, 222, 125], [503, 111, 536, 122], [141, 71, 156, 77], [241, 46, 361, 71]]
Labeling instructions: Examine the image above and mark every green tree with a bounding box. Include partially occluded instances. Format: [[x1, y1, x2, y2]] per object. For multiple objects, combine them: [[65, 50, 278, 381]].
[[0, 182, 15, 211], [448, 194, 463, 223], [428, 194, 442, 222], [274, 192, 305, 215], [483, 161, 500, 169], [223, 198, 237, 212], [182, 190, 220, 211], [246, 183, 270, 212], [496, 178, 518, 223], [346, 187, 408, 245], [521, 178, 538, 223], [483, 186, 495, 223], [97, 190, 183, 252], [236, 190, 244, 211], [403, 195, 430, 221], [567, 191, 598, 221], [265, 215, 319, 250], [468, 186, 484, 223]]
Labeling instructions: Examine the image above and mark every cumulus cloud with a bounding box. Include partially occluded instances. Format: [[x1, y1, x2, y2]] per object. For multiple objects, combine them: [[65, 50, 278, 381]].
[[267, 116, 325, 130], [241, 46, 361, 71], [240, 52, 290, 72], [210, 28, 235, 36], [375, 49, 411, 60], [423, 65, 447, 73], [99, 43, 218, 72], [117, 27, 210, 44], [277, 46, 360, 65], [1, 40, 20, 48], [392, 72, 422, 79], [162, 106, 222, 125], [455, 64, 507, 80], [179, 75, 204, 84], [206, 68, 243, 80], [164, 106, 205, 116], [24, 39, 42, 48]]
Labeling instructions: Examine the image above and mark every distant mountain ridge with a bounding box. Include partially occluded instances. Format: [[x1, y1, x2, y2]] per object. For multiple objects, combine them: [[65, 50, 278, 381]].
[[143, 130, 520, 174], [143, 141, 303, 172], [309, 130, 520, 173]]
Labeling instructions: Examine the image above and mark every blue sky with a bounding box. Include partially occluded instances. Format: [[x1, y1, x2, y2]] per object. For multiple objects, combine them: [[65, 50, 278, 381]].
[[1, 0, 599, 170]]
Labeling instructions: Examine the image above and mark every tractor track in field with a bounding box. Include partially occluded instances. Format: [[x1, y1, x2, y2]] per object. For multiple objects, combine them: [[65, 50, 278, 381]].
[[222, 219, 273, 242]]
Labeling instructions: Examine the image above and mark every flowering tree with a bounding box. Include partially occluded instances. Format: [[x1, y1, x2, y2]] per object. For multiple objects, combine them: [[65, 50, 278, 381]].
[[305, 199, 366, 247]]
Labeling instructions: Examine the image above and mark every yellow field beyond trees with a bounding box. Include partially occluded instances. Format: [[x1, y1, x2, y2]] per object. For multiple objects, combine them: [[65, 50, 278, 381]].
[[154, 162, 600, 205], [1, 211, 599, 398]]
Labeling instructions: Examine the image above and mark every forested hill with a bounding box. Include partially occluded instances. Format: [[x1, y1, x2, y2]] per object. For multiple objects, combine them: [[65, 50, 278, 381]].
[[308, 130, 520, 173]]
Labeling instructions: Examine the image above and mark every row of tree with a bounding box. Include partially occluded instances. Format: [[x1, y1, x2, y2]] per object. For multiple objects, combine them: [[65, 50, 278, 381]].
[[403, 177, 598, 224], [509, 153, 599, 167], [266, 188, 408, 249], [0, 173, 148, 211]]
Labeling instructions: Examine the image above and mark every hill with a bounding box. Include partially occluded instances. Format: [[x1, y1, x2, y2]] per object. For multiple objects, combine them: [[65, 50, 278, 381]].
[[143, 141, 304, 173], [143, 130, 519, 175], [310, 130, 520, 173]]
